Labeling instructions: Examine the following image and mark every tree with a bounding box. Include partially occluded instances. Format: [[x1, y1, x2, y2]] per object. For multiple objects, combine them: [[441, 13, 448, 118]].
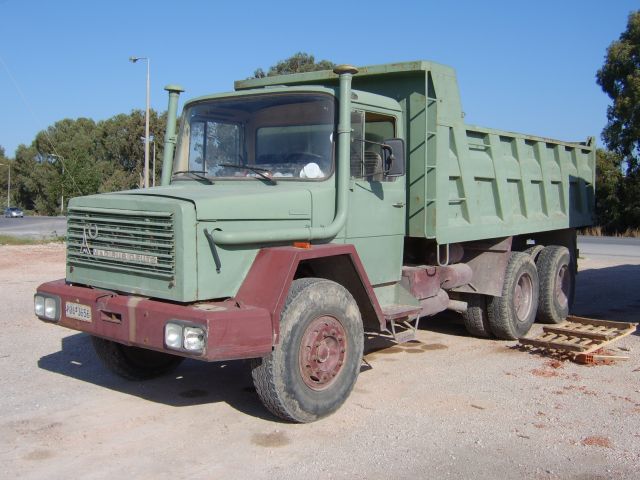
[[0, 146, 11, 208], [596, 11, 640, 171], [12, 144, 48, 212], [594, 149, 623, 230], [32, 117, 103, 213], [253, 52, 335, 78], [7, 109, 168, 215], [96, 109, 167, 189]]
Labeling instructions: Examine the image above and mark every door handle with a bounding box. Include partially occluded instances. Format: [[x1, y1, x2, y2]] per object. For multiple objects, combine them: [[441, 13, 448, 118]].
[[392, 202, 405, 208]]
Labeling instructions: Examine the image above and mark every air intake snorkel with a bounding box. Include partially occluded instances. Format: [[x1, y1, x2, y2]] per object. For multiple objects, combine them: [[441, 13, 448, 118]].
[[161, 84, 185, 186]]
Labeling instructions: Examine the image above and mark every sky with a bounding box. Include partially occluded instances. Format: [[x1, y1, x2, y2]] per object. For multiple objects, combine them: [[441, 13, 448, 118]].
[[0, 0, 637, 158]]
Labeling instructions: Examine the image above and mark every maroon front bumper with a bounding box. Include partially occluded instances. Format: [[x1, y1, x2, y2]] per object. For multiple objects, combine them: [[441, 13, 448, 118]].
[[36, 279, 274, 361]]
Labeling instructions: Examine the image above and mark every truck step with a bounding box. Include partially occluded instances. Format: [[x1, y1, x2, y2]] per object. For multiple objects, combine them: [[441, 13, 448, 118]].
[[382, 304, 422, 344], [518, 316, 637, 360]]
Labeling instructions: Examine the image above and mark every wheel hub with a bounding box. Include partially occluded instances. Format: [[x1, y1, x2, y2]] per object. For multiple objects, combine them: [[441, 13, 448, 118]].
[[555, 265, 569, 308], [299, 316, 347, 390], [514, 273, 534, 322]]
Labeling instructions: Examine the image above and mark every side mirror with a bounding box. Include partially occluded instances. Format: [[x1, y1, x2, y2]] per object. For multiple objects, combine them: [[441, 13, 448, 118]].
[[382, 138, 405, 177]]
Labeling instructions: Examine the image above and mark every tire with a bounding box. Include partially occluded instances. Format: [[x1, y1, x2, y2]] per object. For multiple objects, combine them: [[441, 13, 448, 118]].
[[524, 244, 544, 261], [91, 336, 184, 380], [488, 252, 539, 340], [461, 294, 492, 338], [251, 278, 364, 423], [535, 245, 574, 324]]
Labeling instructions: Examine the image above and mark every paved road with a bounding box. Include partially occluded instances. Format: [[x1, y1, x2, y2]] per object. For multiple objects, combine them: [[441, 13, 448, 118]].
[[0, 216, 67, 238], [578, 234, 640, 260], [573, 235, 640, 323]]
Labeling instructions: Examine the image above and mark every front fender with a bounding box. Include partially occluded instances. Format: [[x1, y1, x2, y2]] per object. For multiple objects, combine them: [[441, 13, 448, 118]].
[[235, 244, 384, 343]]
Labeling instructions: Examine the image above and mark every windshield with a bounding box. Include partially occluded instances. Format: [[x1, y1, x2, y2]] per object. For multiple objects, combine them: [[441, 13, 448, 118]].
[[174, 93, 335, 181]]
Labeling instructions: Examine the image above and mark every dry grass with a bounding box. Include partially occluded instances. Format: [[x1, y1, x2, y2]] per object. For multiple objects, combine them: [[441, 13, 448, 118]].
[[0, 235, 65, 246], [580, 226, 640, 238]]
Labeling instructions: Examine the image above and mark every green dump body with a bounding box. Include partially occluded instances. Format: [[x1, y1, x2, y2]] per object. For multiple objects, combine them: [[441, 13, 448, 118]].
[[237, 61, 596, 244]]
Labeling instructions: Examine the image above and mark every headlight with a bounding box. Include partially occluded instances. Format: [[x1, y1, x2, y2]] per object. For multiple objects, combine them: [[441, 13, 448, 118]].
[[164, 323, 183, 349], [165, 322, 206, 354], [35, 294, 59, 321], [44, 298, 57, 320], [183, 326, 206, 352], [35, 295, 45, 317]]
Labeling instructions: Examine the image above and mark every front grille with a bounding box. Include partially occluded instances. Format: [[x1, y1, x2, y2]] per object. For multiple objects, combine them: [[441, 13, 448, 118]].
[[67, 207, 175, 279]]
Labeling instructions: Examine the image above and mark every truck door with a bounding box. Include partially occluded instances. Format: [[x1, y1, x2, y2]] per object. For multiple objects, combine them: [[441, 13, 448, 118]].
[[346, 110, 405, 285]]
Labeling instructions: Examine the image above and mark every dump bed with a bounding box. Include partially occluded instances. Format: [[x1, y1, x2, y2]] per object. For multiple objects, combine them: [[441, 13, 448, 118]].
[[236, 61, 596, 244]]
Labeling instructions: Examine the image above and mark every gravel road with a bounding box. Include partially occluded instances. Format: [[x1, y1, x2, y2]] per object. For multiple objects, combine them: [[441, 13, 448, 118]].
[[1, 243, 638, 479]]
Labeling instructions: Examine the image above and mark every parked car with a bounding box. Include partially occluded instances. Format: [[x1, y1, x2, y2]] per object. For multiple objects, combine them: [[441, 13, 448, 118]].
[[4, 207, 24, 218]]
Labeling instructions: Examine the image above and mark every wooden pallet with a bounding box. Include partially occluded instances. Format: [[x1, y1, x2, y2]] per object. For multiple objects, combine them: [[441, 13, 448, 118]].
[[519, 316, 637, 356]]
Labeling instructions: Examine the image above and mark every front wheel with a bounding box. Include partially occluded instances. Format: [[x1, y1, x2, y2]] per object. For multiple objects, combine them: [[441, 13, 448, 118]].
[[251, 278, 364, 423], [91, 336, 184, 380]]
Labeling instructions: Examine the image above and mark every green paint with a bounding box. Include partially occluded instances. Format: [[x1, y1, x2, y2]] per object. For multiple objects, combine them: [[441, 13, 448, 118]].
[[64, 61, 595, 306]]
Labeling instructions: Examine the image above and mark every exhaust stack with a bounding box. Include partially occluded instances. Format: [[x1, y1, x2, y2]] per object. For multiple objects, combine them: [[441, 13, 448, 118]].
[[161, 84, 185, 186]]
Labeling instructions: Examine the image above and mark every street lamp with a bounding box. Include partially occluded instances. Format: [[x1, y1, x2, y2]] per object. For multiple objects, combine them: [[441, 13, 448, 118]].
[[141, 135, 156, 187], [129, 55, 150, 189], [0, 162, 9, 208]]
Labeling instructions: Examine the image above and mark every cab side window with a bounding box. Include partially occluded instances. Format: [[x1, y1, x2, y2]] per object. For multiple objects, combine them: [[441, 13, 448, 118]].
[[350, 111, 396, 181]]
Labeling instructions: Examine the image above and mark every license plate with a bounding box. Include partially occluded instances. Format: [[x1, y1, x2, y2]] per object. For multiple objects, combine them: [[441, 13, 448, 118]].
[[65, 302, 92, 322]]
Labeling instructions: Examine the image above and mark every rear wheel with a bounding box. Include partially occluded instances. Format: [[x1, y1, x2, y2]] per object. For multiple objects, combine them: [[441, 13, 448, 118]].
[[488, 252, 539, 339], [536, 245, 574, 324], [91, 336, 184, 380], [251, 278, 364, 423], [461, 294, 492, 338], [524, 244, 544, 261]]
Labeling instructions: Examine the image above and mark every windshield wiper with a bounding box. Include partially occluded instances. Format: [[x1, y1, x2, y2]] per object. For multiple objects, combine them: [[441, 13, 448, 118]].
[[218, 163, 277, 184], [172, 170, 214, 184]]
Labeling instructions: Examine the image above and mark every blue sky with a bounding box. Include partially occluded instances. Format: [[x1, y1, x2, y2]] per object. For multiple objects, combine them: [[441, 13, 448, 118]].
[[0, 0, 637, 157]]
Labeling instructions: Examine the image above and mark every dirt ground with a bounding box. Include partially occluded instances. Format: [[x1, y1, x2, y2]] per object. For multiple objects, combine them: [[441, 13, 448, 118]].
[[1, 243, 638, 479]]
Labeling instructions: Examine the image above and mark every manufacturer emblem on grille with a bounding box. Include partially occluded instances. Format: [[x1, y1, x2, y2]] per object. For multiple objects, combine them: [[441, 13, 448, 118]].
[[79, 222, 158, 265], [81, 224, 99, 254], [91, 249, 159, 265]]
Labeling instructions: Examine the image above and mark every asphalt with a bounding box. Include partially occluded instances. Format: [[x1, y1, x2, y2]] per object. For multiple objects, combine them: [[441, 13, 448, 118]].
[[0, 216, 67, 238], [578, 235, 640, 260]]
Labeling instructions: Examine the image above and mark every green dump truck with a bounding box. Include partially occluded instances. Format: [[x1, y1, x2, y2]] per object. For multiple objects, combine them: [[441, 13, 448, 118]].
[[35, 61, 595, 422]]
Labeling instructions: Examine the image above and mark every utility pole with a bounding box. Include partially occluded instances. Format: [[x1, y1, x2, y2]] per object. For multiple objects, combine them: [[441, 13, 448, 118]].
[[129, 56, 151, 188], [152, 138, 156, 187], [60, 161, 64, 214]]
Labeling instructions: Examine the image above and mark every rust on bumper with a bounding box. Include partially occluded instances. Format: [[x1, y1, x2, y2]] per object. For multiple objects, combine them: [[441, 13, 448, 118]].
[[36, 279, 273, 361]]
